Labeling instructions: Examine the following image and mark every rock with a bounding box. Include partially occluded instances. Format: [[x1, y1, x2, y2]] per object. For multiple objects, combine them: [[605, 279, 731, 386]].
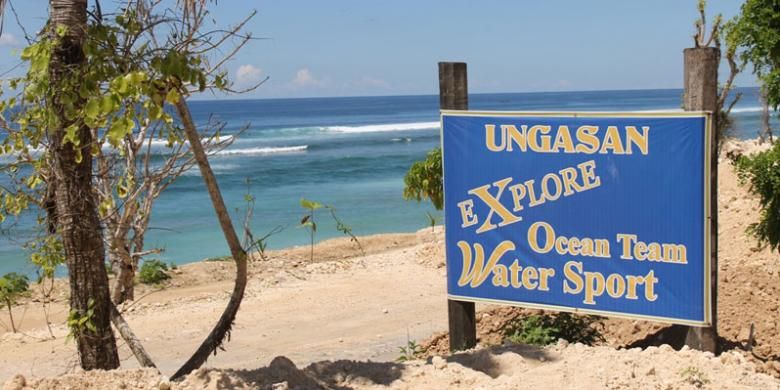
[[556, 339, 569, 348], [271, 382, 289, 390], [432, 356, 447, 370], [2, 374, 26, 390], [645, 367, 656, 376], [382, 308, 389, 314]]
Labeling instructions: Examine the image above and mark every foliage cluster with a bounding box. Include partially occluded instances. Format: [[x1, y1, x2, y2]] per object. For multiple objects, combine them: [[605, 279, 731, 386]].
[[403, 147, 443, 211], [396, 340, 422, 362], [503, 313, 604, 347], [0, 272, 29, 332], [138, 259, 171, 285], [726, 0, 780, 110], [66, 298, 96, 343], [735, 142, 780, 252], [0, 272, 30, 303]]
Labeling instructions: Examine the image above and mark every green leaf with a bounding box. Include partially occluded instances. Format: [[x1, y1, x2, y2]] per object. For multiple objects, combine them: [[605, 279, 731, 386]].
[[107, 116, 135, 147], [85, 98, 100, 120], [101, 95, 117, 113], [165, 89, 180, 104], [300, 198, 323, 210], [64, 125, 80, 146]]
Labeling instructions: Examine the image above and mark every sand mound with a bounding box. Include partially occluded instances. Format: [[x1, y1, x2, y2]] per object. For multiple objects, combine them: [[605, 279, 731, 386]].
[[7, 343, 778, 389]]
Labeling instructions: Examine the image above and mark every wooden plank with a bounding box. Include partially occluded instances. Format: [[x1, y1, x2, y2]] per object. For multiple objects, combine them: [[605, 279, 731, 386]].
[[439, 61, 477, 352]]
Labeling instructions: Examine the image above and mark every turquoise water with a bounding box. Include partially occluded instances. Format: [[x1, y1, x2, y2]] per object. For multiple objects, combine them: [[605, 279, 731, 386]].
[[0, 87, 775, 276]]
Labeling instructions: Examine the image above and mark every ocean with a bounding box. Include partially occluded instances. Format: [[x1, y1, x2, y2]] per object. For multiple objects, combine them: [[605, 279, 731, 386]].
[[0, 87, 775, 276]]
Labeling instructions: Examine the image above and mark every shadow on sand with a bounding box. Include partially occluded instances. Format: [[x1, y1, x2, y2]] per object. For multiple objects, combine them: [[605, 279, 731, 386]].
[[224, 344, 557, 389]]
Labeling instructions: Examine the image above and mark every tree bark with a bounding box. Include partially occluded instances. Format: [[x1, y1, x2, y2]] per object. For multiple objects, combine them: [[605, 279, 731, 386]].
[[48, 0, 119, 370], [110, 305, 157, 369], [761, 87, 774, 144], [170, 97, 248, 380], [6, 300, 16, 333]]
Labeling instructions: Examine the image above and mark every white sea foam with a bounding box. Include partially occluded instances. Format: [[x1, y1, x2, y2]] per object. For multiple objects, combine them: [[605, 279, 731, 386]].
[[632, 106, 764, 114], [325, 121, 439, 133], [730, 106, 763, 113], [146, 134, 236, 148], [213, 145, 308, 156]]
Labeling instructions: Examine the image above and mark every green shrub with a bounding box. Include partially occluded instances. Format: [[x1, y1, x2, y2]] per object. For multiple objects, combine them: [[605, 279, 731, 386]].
[[503, 313, 604, 346], [403, 147, 443, 210], [138, 259, 170, 285], [0, 272, 30, 332], [735, 142, 780, 252], [396, 340, 422, 362]]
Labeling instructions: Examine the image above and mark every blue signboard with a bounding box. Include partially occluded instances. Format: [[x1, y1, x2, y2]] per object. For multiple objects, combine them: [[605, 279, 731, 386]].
[[442, 111, 711, 326]]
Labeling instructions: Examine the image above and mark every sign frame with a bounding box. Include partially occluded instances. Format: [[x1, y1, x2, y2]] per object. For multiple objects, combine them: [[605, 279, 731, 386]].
[[440, 110, 713, 327]]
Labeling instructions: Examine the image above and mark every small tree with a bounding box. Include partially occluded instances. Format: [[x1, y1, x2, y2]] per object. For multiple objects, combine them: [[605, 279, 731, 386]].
[[0, 272, 29, 333], [300, 198, 323, 262], [727, 0, 780, 112], [0, 0, 260, 374], [727, 0, 780, 252], [403, 147, 443, 210]]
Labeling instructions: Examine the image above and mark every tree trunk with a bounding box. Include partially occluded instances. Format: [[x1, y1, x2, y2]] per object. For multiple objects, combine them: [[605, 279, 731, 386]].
[[110, 305, 157, 369], [6, 300, 16, 333], [170, 97, 248, 381], [48, 0, 119, 370], [110, 237, 136, 304], [761, 87, 774, 144]]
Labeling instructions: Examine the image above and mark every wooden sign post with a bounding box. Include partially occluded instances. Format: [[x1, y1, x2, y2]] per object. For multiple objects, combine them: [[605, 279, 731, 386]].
[[439, 62, 477, 352], [682, 47, 719, 353], [440, 50, 719, 352]]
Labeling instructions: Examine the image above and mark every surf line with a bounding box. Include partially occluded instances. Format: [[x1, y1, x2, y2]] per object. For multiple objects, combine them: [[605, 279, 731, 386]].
[[457, 160, 601, 234]]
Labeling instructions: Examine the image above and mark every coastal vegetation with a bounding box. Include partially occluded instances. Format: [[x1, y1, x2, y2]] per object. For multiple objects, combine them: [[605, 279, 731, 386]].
[[0, 0, 261, 377], [728, 0, 780, 252], [736, 143, 780, 251], [0, 272, 28, 333], [403, 146, 443, 210], [502, 312, 604, 347], [299, 198, 323, 262], [137, 259, 171, 285], [300, 198, 364, 262]]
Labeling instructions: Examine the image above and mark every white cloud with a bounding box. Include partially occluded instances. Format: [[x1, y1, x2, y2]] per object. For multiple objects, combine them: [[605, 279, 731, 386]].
[[356, 76, 390, 89], [0, 33, 20, 47], [291, 68, 321, 88], [236, 64, 263, 85]]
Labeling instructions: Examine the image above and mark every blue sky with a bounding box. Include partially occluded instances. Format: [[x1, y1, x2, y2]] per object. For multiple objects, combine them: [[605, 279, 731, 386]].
[[0, 0, 758, 99]]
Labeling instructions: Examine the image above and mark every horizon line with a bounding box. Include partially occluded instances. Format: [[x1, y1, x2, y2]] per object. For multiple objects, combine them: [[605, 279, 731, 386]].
[[189, 86, 760, 103]]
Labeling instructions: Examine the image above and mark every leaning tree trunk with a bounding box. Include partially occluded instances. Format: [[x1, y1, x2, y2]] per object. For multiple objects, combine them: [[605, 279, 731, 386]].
[[48, 0, 119, 370], [170, 97, 248, 381]]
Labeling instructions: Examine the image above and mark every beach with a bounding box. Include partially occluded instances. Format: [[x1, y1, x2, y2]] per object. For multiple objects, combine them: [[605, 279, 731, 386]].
[[3, 148, 780, 388]]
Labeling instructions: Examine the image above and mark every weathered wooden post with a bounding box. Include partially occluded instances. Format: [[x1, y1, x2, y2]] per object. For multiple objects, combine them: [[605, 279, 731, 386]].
[[439, 62, 477, 352], [682, 47, 719, 353]]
